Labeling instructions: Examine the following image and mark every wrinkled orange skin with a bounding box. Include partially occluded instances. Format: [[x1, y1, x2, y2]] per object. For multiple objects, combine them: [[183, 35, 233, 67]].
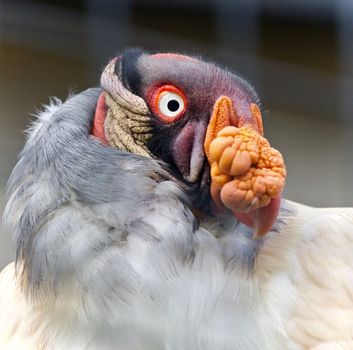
[[208, 126, 286, 213], [204, 96, 286, 214]]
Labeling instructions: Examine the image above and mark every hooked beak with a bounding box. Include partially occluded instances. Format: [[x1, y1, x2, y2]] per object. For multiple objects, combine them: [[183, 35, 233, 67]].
[[204, 96, 285, 238], [231, 196, 282, 238]]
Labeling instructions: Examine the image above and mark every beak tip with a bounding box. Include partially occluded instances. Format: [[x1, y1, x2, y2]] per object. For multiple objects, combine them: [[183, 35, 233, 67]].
[[251, 196, 282, 239], [252, 231, 262, 240], [232, 196, 281, 239], [251, 226, 268, 240]]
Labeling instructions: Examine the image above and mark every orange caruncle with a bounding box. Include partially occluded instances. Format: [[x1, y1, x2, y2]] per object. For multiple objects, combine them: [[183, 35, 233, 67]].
[[207, 125, 286, 213]]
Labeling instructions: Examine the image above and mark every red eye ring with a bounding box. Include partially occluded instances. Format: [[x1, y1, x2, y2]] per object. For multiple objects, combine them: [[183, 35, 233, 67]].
[[149, 84, 187, 123]]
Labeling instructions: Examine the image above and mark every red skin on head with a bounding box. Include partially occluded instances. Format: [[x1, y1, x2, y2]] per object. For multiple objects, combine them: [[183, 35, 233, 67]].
[[91, 93, 108, 144]]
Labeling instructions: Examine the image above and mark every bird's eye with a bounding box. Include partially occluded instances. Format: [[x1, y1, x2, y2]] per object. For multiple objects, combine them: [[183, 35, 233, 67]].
[[158, 92, 184, 118], [149, 85, 187, 123]]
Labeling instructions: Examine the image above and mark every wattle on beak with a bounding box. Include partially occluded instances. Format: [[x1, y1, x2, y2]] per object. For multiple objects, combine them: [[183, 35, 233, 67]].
[[204, 96, 286, 238]]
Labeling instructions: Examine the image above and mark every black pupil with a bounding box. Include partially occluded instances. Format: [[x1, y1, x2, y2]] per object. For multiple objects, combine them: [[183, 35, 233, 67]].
[[167, 99, 180, 112]]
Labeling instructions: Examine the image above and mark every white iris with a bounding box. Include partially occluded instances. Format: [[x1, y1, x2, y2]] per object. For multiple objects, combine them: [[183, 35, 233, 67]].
[[158, 92, 184, 118]]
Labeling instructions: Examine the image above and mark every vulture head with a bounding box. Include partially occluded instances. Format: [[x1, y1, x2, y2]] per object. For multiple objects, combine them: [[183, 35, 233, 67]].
[[92, 48, 286, 237]]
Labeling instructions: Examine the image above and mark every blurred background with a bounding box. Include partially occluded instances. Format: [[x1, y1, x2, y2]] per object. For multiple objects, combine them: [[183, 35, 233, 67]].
[[1, 0, 353, 269]]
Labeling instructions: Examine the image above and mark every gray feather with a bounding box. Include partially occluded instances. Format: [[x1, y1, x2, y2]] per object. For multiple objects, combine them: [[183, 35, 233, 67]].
[[4, 88, 193, 293], [2, 88, 293, 349]]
